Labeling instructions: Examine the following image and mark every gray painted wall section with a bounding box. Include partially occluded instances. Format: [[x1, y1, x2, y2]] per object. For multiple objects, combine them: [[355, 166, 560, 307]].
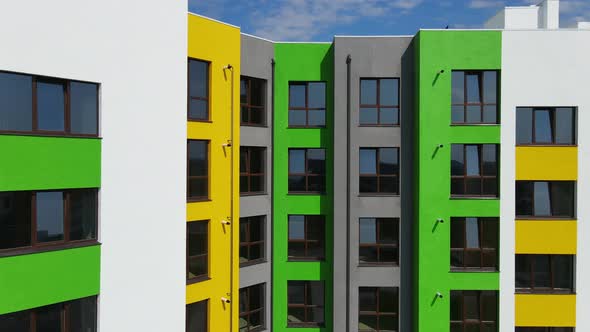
[[333, 36, 414, 332], [240, 33, 274, 332]]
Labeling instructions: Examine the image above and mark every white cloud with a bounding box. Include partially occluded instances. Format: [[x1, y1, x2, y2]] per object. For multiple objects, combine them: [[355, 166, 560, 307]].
[[469, 0, 505, 9]]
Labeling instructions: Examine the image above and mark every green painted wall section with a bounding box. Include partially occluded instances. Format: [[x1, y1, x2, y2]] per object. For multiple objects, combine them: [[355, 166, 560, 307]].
[[0, 135, 101, 191], [413, 31, 502, 332], [0, 245, 101, 314], [273, 43, 334, 332]]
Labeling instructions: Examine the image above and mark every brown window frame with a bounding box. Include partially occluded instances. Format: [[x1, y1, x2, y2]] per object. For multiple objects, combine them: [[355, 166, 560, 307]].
[[288, 215, 325, 261], [359, 78, 400, 127], [239, 283, 266, 332], [240, 76, 266, 126], [0, 296, 97, 332], [450, 290, 498, 332], [450, 217, 498, 271], [515, 328, 574, 332], [187, 140, 209, 202], [240, 146, 266, 195], [515, 254, 574, 294], [451, 70, 499, 125], [287, 281, 325, 328], [186, 299, 208, 332], [288, 148, 326, 194], [187, 220, 209, 284], [0, 189, 99, 257], [451, 144, 499, 198], [359, 147, 400, 195], [0, 70, 99, 138], [515, 181, 575, 219], [188, 58, 210, 122], [516, 107, 577, 146], [288, 81, 326, 128], [358, 218, 399, 266], [358, 287, 399, 332], [240, 216, 266, 267]]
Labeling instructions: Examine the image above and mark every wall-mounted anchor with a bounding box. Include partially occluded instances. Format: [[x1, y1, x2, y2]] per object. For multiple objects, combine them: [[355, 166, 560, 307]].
[[222, 140, 232, 147], [436, 218, 444, 224], [221, 297, 231, 304], [438, 144, 444, 148], [436, 292, 443, 299], [221, 219, 231, 225]]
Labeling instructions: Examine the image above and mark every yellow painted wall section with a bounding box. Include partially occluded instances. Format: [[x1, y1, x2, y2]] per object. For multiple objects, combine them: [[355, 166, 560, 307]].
[[515, 294, 576, 327], [515, 147, 577, 180], [187, 14, 240, 332], [515, 220, 577, 254]]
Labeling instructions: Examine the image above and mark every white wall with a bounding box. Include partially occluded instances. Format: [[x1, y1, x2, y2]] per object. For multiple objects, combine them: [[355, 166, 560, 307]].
[[500, 29, 590, 330], [0, 1, 187, 331]]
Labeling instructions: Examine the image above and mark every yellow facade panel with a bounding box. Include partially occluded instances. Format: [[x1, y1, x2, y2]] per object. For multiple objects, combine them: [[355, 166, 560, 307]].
[[515, 220, 577, 254], [187, 13, 241, 332], [515, 294, 576, 327], [515, 146, 577, 181]]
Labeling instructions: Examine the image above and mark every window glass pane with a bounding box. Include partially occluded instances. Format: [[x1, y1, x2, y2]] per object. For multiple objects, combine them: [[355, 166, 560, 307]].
[[466, 74, 481, 103], [466, 105, 481, 123], [186, 300, 208, 332], [37, 81, 65, 131], [482, 145, 497, 176], [289, 216, 305, 240], [533, 255, 551, 288], [551, 182, 574, 217], [69, 297, 97, 332], [251, 79, 265, 107], [189, 179, 207, 198], [250, 148, 264, 174], [379, 287, 398, 313], [465, 218, 480, 248], [289, 84, 305, 108], [189, 99, 208, 120], [451, 145, 464, 176], [463, 292, 479, 320], [359, 315, 377, 331], [188, 222, 207, 256], [516, 108, 533, 144], [483, 105, 497, 123], [69, 190, 97, 241], [308, 110, 325, 126], [533, 182, 551, 216], [360, 80, 377, 105], [516, 182, 534, 216], [288, 281, 305, 304], [36, 304, 62, 332], [535, 110, 553, 143], [309, 282, 324, 305], [480, 292, 497, 321], [481, 219, 499, 249], [450, 291, 462, 320], [0, 310, 30, 332], [289, 110, 306, 126], [360, 176, 378, 193], [359, 218, 376, 244], [380, 107, 398, 125], [482, 71, 497, 104], [308, 83, 325, 109], [0, 192, 31, 249], [240, 79, 247, 104], [70, 82, 98, 135], [250, 218, 263, 242], [360, 107, 378, 125], [465, 145, 480, 176], [0, 72, 32, 131], [360, 149, 377, 174], [307, 149, 325, 174], [358, 289, 376, 310], [288, 176, 306, 192], [379, 148, 398, 175], [380, 79, 399, 106], [452, 105, 464, 123], [287, 307, 305, 324], [188, 141, 208, 176], [36, 192, 64, 243], [555, 107, 574, 145], [451, 218, 464, 248], [189, 60, 208, 98], [378, 219, 397, 244], [553, 255, 573, 290], [451, 71, 464, 105]]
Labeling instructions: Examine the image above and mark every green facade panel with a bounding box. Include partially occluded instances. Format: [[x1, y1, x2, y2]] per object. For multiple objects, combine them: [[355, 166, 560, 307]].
[[273, 43, 334, 332], [0, 135, 101, 191], [0, 245, 101, 314], [413, 30, 502, 332]]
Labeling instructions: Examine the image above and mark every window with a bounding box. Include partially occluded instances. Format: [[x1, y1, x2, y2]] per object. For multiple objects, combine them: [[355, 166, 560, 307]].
[[451, 217, 498, 271], [240, 147, 266, 195], [0, 71, 99, 136], [187, 221, 208, 282], [240, 216, 265, 266], [287, 281, 324, 327], [516, 107, 576, 145], [239, 283, 265, 332], [359, 148, 399, 194], [358, 287, 399, 332], [0, 296, 97, 332], [188, 59, 209, 121], [0, 189, 98, 253], [360, 78, 400, 126], [359, 218, 399, 265], [450, 291, 498, 332], [288, 215, 325, 261], [288, 148, 326, 193], [515, 254, 574, 293], [515, 328, 574, 332], [451, 144, 498, 197], [241, 77, 266, 126], [188, 140, 209, 201], [186, 299, 208, 332], [289, 82, 326, 127], [515, 181, 575, 218], [451, 70, 499, 124]]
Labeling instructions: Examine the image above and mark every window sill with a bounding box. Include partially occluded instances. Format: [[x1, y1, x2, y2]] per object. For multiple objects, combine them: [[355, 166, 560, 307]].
[[449, 196, 499, 200], [288, 257, 326, 262], [358, 124, 400, 128], [240, 259, 267, 268], [516, 144, 577, 147], [187, 197, 211, 203], [450, 123, 500, 126], [515, 216, 576, 220], [359, 263, 399, 267], [0, 240, 100, 258], [187, 118, 212, 123], [450, 268, 498, 273], [515, 289, 575, 295], [287, 323, 325, 328], [0, 130, 101, 139], [358, 193, 400, 197], [288, 192, 327, 196], [287, 126, 327, 129], [240, 123, 268, 128], [186, 275, 210, 285], [240, 192, 268, 197]]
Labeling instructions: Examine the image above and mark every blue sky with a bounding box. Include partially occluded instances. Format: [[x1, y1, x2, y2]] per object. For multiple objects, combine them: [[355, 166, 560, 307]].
[[188, 0, 590, 41]]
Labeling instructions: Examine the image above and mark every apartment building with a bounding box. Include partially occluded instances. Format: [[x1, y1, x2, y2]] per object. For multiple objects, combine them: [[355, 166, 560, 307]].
[[1, 0, 589, 332]]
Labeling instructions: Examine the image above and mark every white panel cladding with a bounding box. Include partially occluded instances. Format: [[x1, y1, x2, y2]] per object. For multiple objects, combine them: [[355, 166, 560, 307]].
[[501, 29, 590, 330], [0, 1, 187, 331]]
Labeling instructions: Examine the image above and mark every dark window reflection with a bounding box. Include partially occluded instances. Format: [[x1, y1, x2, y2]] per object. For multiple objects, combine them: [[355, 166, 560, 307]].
[[70, 82, 98, 135], [239, 216, 265, 265], [186, 299, 208, 332], [359, 148, 399, 194], [288, 149, 326, 193], [451, 217, 498, 270], [289, 82, 326, 127], [69, 296, 97, 332], [0, 72, 32, 131], [188, 59, 209, 120], [451, 70, 499, 124], [37, 81, 65, 132], [240, 76, 266, 126], [188, 140, 208, 200], [515, 254, 574, 292], [187, 221, 208, 281], [451, 144, 498, 197], [450, 291, 498, 331], [287, 281, 324, 326], [516, 181, 575, 218], [69, 190, 97, 241], [288, 215, 325, 260], [516, 107, 576, 145], [358, 287, 399, 332], [0, 192, 32, 250], [240, 147, 266, 194], [36, 192, 64, 243], [359, 218, 399, 264], [360, 78, 399, 125], [239, 283, 265, 332]]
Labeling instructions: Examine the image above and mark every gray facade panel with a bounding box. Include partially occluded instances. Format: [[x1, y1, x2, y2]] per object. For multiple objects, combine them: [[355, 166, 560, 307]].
[[240, 33, 274, 332], [333, 36, 413, 332]]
